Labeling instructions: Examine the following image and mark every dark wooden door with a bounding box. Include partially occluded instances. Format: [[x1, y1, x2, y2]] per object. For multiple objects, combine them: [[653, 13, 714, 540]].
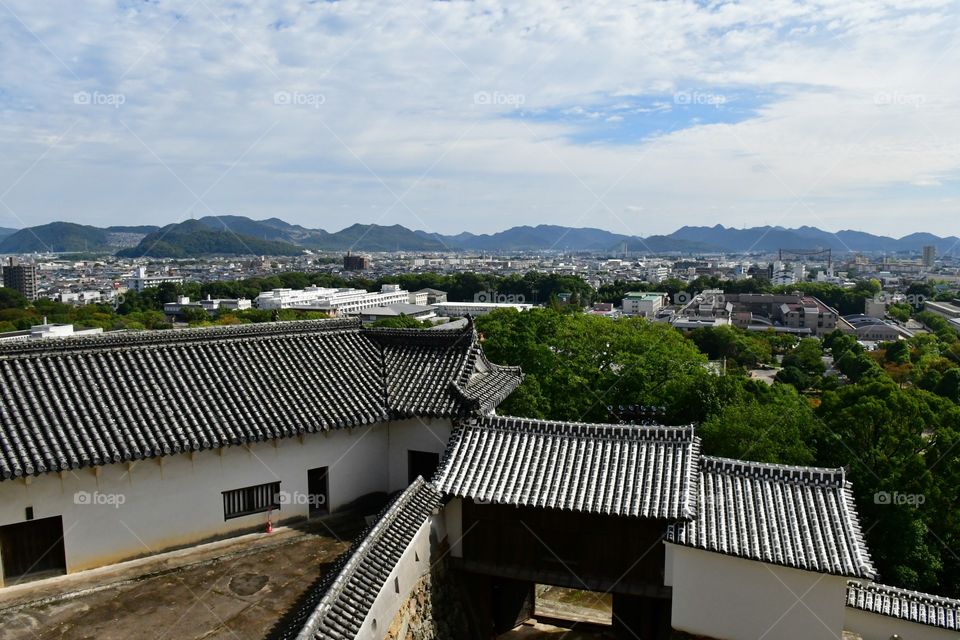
[[408, 450, 440, 484], [307, 467, 329, 516], [0, 515, 67, 580]]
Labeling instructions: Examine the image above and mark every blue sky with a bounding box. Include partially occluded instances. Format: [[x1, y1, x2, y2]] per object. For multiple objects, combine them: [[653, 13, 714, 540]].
[[0, 0, 958, 237]]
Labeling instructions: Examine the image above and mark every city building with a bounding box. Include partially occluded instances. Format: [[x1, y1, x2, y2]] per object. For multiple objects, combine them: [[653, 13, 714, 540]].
[[2, 258, 38, 300], [925, 300, 960, 320], [58, 290, 109, 305], [432, 300, 533, 316], [621, 291, 669, 317], [359, 303, 436, 324], [0, 322, 103, 343], [163, 295, 252, 317], [843, 314, 914, 341], [923, 245, 937, 268], [342, 253, 369, 271], [126, 266, 184, 292], [254, 284, 410, 314], [415, 288, 447, 304]]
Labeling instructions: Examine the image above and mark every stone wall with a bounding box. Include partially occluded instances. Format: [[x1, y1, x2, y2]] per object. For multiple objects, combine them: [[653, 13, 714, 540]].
[[385, 553, 474, 640]]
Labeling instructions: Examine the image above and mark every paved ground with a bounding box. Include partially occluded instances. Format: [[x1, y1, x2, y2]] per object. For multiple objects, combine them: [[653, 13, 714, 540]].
[[500, 620, 616, 639], [0, 517, 363, 640]]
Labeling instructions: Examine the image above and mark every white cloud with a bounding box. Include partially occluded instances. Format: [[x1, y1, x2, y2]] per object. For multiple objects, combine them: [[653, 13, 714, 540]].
[[0, 0, 957, 237]]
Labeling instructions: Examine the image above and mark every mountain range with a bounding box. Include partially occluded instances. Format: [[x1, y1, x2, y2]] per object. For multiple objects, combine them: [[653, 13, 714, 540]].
[[0, 217, 956, 257]]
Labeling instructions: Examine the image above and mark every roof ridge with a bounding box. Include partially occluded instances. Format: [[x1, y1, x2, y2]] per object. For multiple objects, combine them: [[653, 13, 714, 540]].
[[701, 455, 846, 484], [0, 318, 361, 357], [849, 580, 960, 606], [846, 580, 960, 630], [296, 478, 441, 640], [476, 415, 697, 440]]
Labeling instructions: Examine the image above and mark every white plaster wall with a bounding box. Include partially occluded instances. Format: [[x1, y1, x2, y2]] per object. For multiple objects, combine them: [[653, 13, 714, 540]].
[[359, 513, 437, 639], [667, 543, 848, 640], [845, 607, 960, 640], [386, 418, 451, 492], [0, 424, 402, 579], [442, 498, 463, 558]]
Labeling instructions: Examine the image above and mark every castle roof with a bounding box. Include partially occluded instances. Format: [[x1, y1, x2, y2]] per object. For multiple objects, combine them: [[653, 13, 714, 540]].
[[0, 318, 522, 480], [846, 580, 960, 630], [668, 455, 876, 579], [433, 415, 700, 520]]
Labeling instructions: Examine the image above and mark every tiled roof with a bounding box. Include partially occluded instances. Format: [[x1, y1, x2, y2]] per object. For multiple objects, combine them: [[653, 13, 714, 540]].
[[846, 581, 960, 630], [0, 319, 521, 480], [433, 416, 700, 520], [668, 456, 875, 579], [293, 477, 441, 640]]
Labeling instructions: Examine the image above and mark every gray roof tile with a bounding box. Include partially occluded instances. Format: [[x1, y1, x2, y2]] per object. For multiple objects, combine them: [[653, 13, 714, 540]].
[[292, 477, 441, 640], [846, 581, 960, 630], [668, 456, 876, 579], [0, 319, 521, 480], [433, 416, 700, 519]]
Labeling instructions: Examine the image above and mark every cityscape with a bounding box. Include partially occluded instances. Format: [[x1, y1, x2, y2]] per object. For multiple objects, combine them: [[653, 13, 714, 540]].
[[1, 2, 960, 640]]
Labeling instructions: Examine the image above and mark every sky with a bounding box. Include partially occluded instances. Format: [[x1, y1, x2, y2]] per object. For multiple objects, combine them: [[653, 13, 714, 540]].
[[0, 0, 959, 238]]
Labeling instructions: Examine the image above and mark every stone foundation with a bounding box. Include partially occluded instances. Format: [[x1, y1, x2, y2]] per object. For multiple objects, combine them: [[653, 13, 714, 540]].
[[385, 553, 474, 640]]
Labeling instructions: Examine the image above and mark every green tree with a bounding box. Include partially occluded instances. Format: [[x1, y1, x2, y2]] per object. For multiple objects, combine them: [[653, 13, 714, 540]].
[[699, 384, 820, 465], [0, 287, 28, 309]]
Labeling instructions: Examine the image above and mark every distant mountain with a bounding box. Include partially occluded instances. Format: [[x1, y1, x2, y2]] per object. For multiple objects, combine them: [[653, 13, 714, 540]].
[[0, 227, 17, 240], [424, 225, 633, 251], [116, 220, 304, 258], [317, 223, 447, 251], [0, 222, 115, 253], [666, 224, 960, 254], [1, 215, 956, 256]]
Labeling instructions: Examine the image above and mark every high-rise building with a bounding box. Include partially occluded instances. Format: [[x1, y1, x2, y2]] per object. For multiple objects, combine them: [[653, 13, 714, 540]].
[[2, 258, 38, 300], [922, 245, 936, 268], [343, 253, 369, 271]]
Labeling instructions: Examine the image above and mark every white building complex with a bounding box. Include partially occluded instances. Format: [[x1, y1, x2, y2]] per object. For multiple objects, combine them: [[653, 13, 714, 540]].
[[0, 318, 956, 639], [126, 266, 184, 292], [254, 284, 415, 315]]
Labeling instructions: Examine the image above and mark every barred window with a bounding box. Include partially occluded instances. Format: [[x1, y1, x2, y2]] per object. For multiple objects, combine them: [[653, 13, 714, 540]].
[[223, 481, 281, 520]]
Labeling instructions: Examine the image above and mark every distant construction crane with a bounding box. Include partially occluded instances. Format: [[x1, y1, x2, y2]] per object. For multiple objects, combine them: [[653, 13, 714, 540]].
[[779, 248, 832, 270]]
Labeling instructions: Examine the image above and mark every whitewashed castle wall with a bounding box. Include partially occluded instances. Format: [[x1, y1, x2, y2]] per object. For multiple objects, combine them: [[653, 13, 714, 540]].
[[666, 543, 848, 640], [0, 419, 453, 582]]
